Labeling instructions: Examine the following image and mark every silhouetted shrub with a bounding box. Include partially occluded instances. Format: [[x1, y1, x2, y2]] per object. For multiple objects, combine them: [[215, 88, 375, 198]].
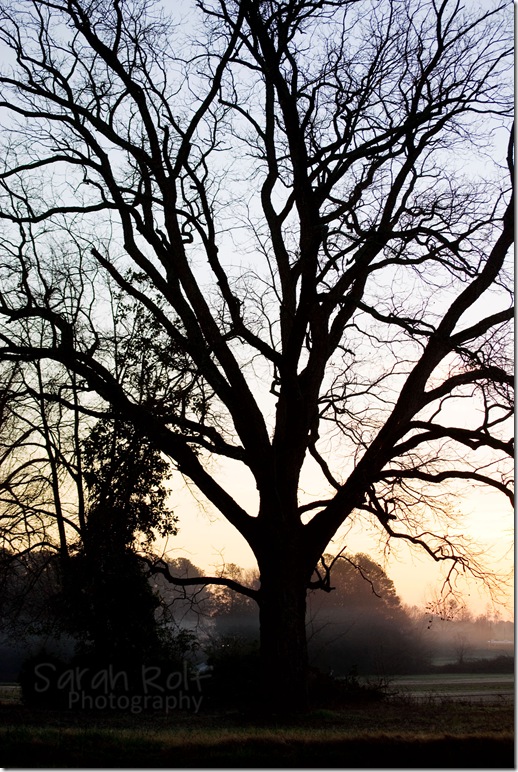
[[309, 666, 390, 706], [19, 650, 70, 709], [203, 633, 261, 708], [431, 655, 514, 674], [18, 626, 204, 712]]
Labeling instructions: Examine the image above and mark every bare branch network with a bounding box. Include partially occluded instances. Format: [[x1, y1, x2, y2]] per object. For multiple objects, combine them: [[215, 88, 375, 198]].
[[0, 0, 513, 700]]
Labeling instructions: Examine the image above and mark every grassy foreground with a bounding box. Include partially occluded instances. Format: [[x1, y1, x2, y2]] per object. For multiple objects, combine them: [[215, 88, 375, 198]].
[[0, 699, 514, 768]]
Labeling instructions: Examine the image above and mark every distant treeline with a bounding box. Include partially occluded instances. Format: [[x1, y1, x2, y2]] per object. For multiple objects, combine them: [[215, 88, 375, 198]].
[[0, 548, 513, 691]]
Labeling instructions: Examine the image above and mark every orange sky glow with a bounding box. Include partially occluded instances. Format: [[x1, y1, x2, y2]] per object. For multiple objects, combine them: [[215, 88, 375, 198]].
[[159, 467, 513, 622]]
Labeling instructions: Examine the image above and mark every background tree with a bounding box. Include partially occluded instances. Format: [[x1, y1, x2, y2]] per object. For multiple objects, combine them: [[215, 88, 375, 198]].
[[308, 553, 427, 675], [0, 356, 85, 642], [0, 0, 513, 710], [0, 281, 188, 663], [151, 556, 215, 631]]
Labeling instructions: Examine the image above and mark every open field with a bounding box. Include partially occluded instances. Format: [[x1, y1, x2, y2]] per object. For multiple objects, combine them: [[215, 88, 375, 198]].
[[0, 684, 513, 768], [390, 673, 514, 703]]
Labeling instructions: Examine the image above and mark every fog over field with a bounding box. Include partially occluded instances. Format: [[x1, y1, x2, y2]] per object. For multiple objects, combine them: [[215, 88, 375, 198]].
[[0, 551, 512, 686]]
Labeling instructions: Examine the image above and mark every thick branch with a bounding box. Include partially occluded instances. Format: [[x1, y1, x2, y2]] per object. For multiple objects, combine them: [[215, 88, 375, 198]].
[[143, 556, 259, 601]]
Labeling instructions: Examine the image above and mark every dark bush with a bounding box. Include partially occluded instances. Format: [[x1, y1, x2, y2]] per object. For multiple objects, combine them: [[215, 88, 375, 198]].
[[203, 633, 261, 709], [18, 626, 203, 711], [431, 655, 514, 674], [309, 666, 390, 706], [19, 650, 70, 709]]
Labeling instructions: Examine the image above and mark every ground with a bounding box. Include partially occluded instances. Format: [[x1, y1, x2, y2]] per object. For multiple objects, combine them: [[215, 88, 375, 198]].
[[0, 679, 513, 768]]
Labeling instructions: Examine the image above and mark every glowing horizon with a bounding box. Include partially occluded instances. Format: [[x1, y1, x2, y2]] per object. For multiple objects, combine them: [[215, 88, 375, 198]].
[[159, 471, 513, 622]]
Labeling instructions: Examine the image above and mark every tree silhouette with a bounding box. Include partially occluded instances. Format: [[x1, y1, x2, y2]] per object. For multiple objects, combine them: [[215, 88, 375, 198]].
[[0, 0, 513, 710], [307, 553, 423, 675], [58, 416, 178, 661], [0, 290, 182, 654]]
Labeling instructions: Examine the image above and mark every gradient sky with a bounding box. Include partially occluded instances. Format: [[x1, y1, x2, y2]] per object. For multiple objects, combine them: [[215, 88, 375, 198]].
[[161, 465, 513, 621], [152, 8, 514, 624]]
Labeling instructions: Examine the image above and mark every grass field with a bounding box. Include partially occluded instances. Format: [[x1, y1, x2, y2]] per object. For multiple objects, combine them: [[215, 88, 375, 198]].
[[390, 673, 514, 702], [0, 684, 514, 768]]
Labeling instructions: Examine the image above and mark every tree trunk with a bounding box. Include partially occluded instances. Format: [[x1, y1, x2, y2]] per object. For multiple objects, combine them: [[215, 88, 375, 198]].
[[258, 567, 309, 713]]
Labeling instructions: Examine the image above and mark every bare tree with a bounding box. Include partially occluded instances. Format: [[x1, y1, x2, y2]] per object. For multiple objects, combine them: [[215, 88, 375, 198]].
[[0, 361, 83, 563], [0, 0, 513, 710], [0, 279, 185, 643]]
